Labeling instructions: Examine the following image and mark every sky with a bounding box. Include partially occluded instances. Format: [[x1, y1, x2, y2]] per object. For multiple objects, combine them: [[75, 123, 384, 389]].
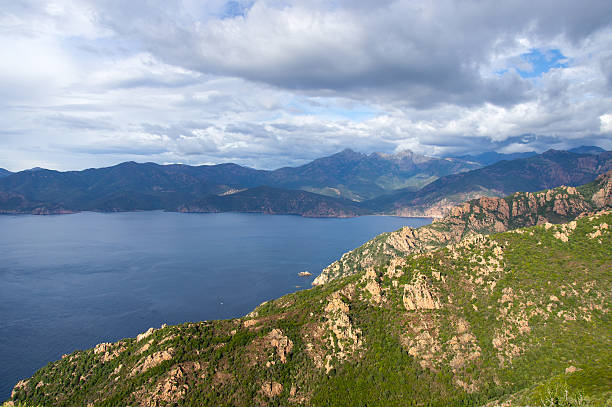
[[1, 0, 612, 171]]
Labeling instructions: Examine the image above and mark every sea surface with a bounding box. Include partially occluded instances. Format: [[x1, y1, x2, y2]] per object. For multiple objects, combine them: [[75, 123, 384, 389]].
[[0, 211, 431, 399]]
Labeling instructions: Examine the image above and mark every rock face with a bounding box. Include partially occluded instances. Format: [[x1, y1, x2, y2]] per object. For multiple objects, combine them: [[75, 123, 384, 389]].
[[592, 170, 612, 208], [93, 342, 125, 363], [137, 327, 155, 342], [266, 329, 293, 363], [311, 289, 364, 373], [298, 271, 312, 276], [132, 349, 175, 375], [403, 275, 441, 311], [313, 170, 612, 285]]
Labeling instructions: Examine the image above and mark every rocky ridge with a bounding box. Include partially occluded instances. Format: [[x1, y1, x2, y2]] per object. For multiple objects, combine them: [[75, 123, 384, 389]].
[[313, 170, 612, 285]]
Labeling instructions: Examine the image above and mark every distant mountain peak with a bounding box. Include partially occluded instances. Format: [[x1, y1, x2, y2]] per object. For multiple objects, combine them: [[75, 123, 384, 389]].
[[334, 148, 364, 157], [568, 145, 606, 155], [541, 148, 570, 157], [451, 150, 538, 166], [0, 168, 12, 178], [373, 149, 434, 165], [375, 149, 413, 158], [390, 149, 416, 157]]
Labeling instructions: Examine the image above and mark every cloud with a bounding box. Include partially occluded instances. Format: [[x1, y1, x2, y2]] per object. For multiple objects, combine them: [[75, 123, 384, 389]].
[[601, 114, 612, 133], [0, 0, 611, 171], [90, 1, 612, 105]]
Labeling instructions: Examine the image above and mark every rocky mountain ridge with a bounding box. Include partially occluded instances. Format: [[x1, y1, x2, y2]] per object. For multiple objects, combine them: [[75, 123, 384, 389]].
[[313, 169, 612, 285]]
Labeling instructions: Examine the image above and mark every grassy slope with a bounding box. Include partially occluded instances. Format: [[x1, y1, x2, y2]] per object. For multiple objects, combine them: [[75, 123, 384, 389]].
[[6, 211, 611, 407]]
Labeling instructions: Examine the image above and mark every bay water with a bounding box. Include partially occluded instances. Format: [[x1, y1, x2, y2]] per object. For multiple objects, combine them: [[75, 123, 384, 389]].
[[0, 211, 431, 398]]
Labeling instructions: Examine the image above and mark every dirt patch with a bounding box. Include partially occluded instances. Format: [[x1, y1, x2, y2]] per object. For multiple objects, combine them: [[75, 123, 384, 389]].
[[260, 381, 283, 398]]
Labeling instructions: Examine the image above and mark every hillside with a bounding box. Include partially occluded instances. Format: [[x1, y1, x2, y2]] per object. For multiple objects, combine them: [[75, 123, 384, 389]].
[[5, 208, 611, 406], [365, 150, 612, 217], [314, 169, 612, 285], [0, 168, 11, 178], [0, 163, 365, 217], [0, 162, 268, 214], [451, 151, 537, 166], [268, 149, 479, 200], [0, 191, 74, 215], [568, 146, 607, 155], [176, 186, 370, 217]]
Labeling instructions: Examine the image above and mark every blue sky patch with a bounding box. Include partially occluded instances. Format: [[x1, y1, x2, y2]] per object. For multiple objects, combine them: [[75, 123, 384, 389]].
[[221, 1, 254, 19], [516, 48, 569, 78], [285, 99, 378, 121]]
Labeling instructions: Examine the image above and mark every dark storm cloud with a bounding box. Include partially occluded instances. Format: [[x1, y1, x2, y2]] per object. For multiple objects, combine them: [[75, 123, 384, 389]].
[[89, 0, 612, 108]]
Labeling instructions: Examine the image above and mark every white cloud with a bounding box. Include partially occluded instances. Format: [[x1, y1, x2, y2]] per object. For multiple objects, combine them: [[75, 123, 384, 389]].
[[600, 114, 612, 133]]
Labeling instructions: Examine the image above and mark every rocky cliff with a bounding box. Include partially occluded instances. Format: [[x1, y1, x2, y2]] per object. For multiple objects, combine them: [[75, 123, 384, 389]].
[[313, 170, 612, 285], [5, 209, 611, 406]]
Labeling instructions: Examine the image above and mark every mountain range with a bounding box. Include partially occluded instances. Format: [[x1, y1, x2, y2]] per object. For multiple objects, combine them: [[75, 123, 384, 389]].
[[365, 149, 612, 217], [0, 148, 480, 211], [267, 149, 480, 200], [0, 147, 609, 217], [5, 171, 611, 407], [451, 146, 606, 166]]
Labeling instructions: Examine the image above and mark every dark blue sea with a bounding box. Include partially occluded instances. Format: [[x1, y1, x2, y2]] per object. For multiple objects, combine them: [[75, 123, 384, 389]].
[[0, 211, 431, 399]]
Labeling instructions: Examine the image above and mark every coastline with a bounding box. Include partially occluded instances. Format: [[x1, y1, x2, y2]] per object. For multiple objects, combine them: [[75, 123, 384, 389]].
[[0, 208, 438, 219]]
